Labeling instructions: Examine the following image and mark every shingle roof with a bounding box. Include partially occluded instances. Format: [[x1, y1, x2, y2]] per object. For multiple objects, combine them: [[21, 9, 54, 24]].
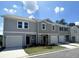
[[1, 14, 38, 22], [75, 25, 79, 28]]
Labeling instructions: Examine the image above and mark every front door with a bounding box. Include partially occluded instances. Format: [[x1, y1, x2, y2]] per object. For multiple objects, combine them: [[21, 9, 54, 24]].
[[43, 35, 48, 45], [72, 36, 75, 43], [65, 35, 70, 42], [26, 36, 30, 45]]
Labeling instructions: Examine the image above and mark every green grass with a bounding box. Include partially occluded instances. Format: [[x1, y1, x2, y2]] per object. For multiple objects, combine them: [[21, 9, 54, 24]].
[[24, 46, 65, 55]]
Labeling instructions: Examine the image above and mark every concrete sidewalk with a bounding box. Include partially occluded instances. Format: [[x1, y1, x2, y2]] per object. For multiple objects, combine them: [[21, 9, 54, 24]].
[[0, 48, 28, 58], [60, 43, 79, 49], [69, 43, 79, 47]]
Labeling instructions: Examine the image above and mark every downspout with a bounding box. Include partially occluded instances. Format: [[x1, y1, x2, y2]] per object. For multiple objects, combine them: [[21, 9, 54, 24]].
[[36, 20, 38, 45], [69, 27, 72, 42]]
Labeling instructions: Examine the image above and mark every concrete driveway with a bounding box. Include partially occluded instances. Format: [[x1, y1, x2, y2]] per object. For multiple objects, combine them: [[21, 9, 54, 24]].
[[0, 47, 28, 58]]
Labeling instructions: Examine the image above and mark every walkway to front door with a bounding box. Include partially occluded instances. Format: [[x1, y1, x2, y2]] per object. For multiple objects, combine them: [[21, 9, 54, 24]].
[[59, 43, 79, 49]]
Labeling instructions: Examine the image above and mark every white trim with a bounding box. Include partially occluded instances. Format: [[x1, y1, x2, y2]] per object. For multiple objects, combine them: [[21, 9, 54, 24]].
[[4, 31, 59, 35], [6, 35, 22, 37], [23, 21, 29, 29], [4, 31, 36, 34], [17, 21, 29, 29], [41, 23, 46, 30], [38, 33, 58, 36], [17, 21, 23, 29], [52, 25, 55, 31]]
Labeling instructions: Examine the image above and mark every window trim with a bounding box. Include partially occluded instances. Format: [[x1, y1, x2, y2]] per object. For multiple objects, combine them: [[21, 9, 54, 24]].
[[52, 26, 55, 31], [41, 23, 46, 30], [23, 21, 29, 29], [59, 27, 63, 31], [17, 21, 29, 29], [17, 21, 23, 29]]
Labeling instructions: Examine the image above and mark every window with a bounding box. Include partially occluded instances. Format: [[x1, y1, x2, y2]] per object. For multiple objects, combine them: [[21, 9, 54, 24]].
[[74, 30, 77, 33], [64, 28, 68, 31], [18, 22, 22, 28], [52, 26, 54, 30], [59, 27, 62, 31], [24, 22, 28, 29], [42, 23, 46, 30], [59, 27, 63, 31]]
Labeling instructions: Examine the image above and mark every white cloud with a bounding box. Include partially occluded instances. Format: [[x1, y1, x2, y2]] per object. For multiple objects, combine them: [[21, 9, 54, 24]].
[[75, 22, 79, 25], [3, 8, 16, 14], [4, 8, 8, 12], [54, 6, 64, 14], [28, 15, 35, 19], [27, 9, 33, 14], [60, 7, 64, 12], [22, 1, 39, 14], [13, 4, 17, 8], [9, 9, 16, 13], [54, 7, 60, 14]]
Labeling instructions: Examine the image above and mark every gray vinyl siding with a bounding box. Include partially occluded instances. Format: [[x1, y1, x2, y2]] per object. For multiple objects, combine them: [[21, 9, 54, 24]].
[[57, 25, 70, 35], [38, 21, 58, 34], [4, 17, 37, 32]]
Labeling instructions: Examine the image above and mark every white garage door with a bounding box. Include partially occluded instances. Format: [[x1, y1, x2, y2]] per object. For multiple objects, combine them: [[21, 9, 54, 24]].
[[6, 36, 22, 48], [50, 36, 58, 44], [59, 36, 65, 43], [76, 36, 79, 42]]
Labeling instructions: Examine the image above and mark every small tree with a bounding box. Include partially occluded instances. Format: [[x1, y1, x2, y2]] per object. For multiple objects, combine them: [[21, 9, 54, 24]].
[[68, 23, 75, 26], [56, 19, 67, 25]]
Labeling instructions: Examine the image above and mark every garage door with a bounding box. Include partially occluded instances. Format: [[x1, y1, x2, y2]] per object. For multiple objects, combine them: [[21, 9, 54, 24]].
[[6, 36, 22, 48], [50, 36, 58, 44], [76, 36, 79, 42], [59, 36, 65, 43]]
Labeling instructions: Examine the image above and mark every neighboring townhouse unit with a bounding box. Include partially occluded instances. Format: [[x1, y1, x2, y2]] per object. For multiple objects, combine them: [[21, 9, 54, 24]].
[[2, 15, 71, 48], [70, 26, 79, 43], [37, 19, 70, 45]]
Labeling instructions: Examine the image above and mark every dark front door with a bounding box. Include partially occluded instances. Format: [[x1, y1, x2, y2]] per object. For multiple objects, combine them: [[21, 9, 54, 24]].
[[26, 36, 30, 45], [43, 36, 46, 45], [65, 35, 70, 42], [43, 35, 48, 45], [72, 36, 75, 43]]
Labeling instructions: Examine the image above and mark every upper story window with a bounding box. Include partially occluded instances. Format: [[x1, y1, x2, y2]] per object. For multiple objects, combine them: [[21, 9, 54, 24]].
[[74, 30, 77, 33], [18, 22, 22, 28], [59, 27, 69, 31], [59, 27, 62, 31], [59, 27, 64, 31], [24, 22, 29, 29], [42, 23, 46, 30], [64, 28, 69, 31], [52, 26, 55, 30]]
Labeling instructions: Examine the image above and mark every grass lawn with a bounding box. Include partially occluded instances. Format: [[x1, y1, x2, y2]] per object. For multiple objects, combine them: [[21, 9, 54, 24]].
[[24, 45, 65, 55]]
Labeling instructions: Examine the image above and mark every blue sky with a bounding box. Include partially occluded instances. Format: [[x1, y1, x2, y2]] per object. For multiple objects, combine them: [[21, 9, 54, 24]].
[[0, 1, 79, 35]]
